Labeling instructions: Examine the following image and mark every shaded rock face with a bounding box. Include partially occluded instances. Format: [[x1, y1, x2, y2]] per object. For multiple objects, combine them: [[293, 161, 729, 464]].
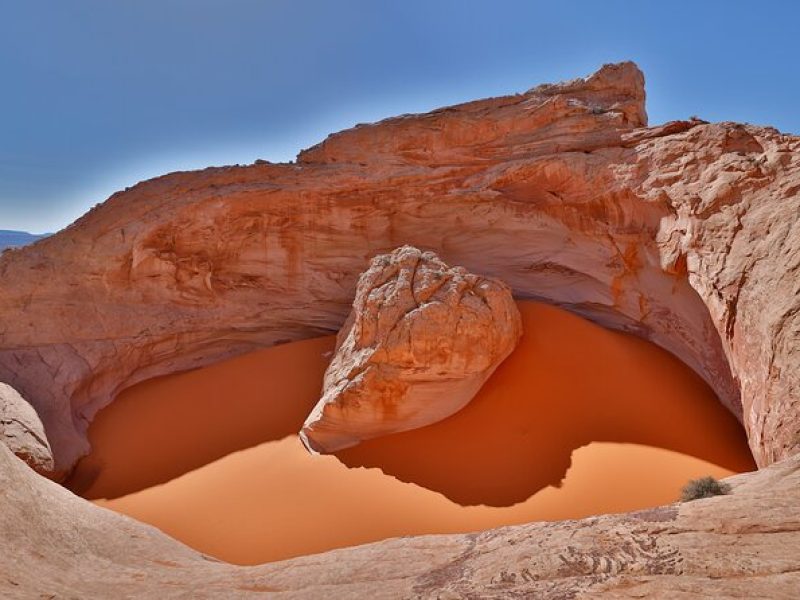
[[0, 382, 54, 475], [0, 62, 799, 598], [300, 245, 522, 453]]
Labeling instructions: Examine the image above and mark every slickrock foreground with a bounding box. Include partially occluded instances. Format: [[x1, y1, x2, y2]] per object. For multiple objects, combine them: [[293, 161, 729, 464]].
[[0, 382, 53, 475], [1, 441, 798, 598], [0, 62, 799, 597], [300, 245, 522, 453]]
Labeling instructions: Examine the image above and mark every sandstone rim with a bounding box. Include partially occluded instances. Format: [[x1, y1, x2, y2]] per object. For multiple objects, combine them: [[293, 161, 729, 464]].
[[1, 61, 798, 598]]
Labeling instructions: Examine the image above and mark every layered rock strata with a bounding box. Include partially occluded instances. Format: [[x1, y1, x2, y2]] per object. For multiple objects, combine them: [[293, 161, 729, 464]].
[[300, 245, 522, 453], [0, 62, 798, 597]]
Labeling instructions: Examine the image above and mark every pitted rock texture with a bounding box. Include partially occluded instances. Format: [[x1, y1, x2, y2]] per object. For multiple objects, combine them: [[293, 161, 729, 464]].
[[0, 382, 53, 475], [0, 62, 799, 597], [300, 245, 522, 453]]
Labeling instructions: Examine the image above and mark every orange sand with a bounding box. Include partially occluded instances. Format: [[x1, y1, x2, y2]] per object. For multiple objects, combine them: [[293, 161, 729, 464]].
[[70, 301, 755, 565]]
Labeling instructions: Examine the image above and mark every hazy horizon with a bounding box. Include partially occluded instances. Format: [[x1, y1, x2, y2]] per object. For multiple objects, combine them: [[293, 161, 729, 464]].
[[3, 1, 799, 233]]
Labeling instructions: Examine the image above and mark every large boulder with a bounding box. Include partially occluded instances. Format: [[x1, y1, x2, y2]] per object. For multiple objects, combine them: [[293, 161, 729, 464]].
[[0, 382, 54, 475], [299, 245, 522, 453]]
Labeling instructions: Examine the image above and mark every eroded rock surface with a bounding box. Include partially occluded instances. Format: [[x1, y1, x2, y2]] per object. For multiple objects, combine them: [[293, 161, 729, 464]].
[[300, 245, 522, 453], [0, 61, 757, 475], [0, 62, 798, 597], [0, 382, 53, 475]]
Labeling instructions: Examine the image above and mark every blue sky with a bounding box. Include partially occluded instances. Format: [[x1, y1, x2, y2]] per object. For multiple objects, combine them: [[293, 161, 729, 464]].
[[2, 0, 798, 232]]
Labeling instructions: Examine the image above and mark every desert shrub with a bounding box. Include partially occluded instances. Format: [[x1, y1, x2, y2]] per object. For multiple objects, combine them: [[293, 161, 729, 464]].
[[680, 476, 730, 502]]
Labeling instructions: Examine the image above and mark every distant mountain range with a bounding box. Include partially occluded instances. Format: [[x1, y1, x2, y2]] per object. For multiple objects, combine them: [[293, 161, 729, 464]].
[[0, 230, 51, 250]]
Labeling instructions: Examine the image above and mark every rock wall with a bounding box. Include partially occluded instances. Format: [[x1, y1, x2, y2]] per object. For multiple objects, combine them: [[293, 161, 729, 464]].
[[4, 62, 796, 477], [0, 382, 53, 475], [0, 61, 799, 597]]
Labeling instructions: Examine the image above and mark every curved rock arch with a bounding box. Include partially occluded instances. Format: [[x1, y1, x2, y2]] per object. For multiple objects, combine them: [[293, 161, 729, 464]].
[[0, 62, 799, 597]]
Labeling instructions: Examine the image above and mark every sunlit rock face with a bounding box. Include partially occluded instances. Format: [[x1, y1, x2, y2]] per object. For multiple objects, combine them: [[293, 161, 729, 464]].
[[0, 382, 54, 475], [0, 60, 756, 475], [300, 245, 522, 453], [0, 62, 799, 597]]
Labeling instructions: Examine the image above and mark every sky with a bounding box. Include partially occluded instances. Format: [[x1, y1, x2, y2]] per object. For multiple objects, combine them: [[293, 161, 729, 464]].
[[2, 0, 799, 233]]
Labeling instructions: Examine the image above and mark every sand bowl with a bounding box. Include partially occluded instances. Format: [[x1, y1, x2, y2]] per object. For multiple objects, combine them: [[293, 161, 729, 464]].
[[67, 300, 754, 565]]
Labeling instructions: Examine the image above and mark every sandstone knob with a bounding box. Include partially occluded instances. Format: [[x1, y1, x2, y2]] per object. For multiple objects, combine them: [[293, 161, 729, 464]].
[[300, 245, 523, 453], [0, 382, 54, 475]]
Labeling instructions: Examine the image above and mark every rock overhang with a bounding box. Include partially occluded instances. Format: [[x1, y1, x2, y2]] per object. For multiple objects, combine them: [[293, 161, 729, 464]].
[[0, 60, 798, 597]]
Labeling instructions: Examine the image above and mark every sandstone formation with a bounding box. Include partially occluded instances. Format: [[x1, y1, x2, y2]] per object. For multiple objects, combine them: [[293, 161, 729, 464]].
[[0, 62, 799, 597], [300, 245, 522, 453], [3, 61, 795, 475], [0, 382, 54, 475]]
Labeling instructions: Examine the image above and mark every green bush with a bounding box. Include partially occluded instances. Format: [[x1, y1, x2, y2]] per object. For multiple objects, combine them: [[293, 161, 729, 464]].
[[680, 476, 730, 502]]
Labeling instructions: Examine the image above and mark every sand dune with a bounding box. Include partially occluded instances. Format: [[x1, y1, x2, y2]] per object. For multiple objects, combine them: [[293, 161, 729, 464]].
[[73, 301, 755, 565]]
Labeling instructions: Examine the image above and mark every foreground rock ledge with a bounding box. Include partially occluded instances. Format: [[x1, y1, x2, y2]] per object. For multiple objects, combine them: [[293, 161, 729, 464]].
[[300, 245, 522, 453], [1, 443, 799, 598], [0, 62, 798, 597]]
